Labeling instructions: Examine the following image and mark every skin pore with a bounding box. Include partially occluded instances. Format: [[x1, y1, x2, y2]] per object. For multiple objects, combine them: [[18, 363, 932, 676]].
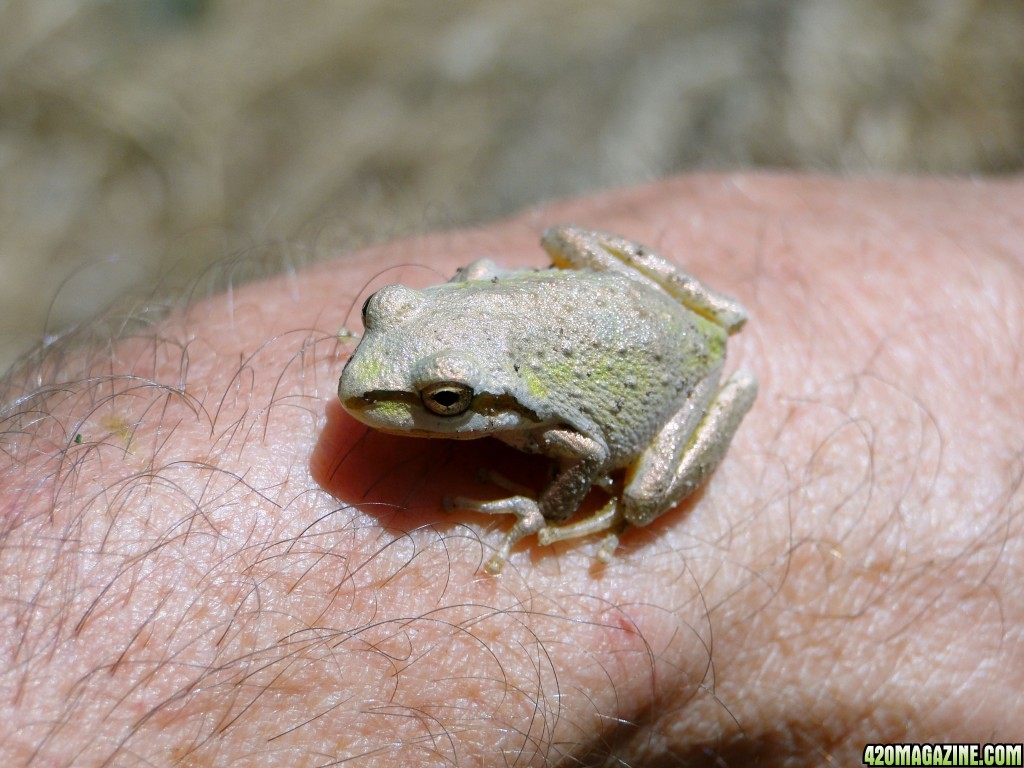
[[1, 174, 1022, 766]]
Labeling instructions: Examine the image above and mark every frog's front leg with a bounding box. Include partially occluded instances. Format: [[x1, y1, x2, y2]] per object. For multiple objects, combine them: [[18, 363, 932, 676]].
[[446, 428, 607, 574], [444, 495, 546, 575]]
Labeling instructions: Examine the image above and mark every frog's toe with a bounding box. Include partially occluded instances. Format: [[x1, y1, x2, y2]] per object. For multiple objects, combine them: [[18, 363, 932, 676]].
[[596, 531, 621, 563], [535, 499, 621, 546], [484, 553, 507, 575]]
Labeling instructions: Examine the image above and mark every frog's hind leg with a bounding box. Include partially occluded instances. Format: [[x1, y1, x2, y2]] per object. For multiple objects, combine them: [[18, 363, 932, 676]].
[[541, 225, 748, 332], [536, 497, 621, 545], [536, 368, 725, 557], [623, 369, 758, 530], [536, 498, 626, 564], [540, 370, 756, 562]]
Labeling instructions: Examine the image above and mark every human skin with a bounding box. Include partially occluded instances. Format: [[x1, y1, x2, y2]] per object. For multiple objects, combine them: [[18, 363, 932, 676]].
[[1, 174, 1022, 766]]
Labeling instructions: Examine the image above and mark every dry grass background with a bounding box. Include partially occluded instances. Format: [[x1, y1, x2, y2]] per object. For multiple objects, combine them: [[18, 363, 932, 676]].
[[2, 0, 1022, 372]]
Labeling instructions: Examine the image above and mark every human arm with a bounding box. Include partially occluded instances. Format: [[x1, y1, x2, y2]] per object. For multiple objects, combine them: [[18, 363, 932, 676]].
[[2, 173, 1022, 765]]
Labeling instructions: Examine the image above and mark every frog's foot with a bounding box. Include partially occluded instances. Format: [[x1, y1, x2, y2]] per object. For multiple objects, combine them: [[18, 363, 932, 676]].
[[445, 495, 545, 575], [536, 499, 621, 544], [537, 499, 627, 564], [595, 528, 625, 564], [336, 326, 361, 343]]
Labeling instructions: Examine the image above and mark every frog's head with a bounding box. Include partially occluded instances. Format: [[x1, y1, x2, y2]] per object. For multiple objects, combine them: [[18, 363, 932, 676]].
[[338, 284, 540, 438]]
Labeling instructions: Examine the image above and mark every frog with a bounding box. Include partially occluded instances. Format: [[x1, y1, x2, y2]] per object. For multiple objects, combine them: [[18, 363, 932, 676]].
[[337, 225, 758, 574]]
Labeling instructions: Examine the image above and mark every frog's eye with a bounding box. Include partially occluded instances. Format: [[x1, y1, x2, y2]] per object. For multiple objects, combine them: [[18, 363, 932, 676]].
[[420, 382, 473, 416], [360, 294, 373, 323]]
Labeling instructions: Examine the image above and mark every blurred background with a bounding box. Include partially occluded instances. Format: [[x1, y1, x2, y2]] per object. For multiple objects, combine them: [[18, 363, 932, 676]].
[[2, 0, 1023, 372]]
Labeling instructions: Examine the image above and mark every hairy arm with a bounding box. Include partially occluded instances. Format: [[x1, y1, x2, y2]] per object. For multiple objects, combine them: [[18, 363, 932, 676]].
[[1, 174, 1022, 766]]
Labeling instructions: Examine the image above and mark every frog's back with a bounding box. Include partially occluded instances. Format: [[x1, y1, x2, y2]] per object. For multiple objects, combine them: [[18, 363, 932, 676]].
[[440, 268, 726, 463]]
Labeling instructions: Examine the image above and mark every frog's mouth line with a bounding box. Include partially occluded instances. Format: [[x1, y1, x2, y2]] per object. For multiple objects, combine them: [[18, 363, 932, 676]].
[[346, 391, 541, 422], [343, 391, 545, 439], [344, 391, 419, 409]]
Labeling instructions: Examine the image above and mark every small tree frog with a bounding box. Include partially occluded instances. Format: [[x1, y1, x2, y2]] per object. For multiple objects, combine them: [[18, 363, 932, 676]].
[[338, 226, 757, 574]]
